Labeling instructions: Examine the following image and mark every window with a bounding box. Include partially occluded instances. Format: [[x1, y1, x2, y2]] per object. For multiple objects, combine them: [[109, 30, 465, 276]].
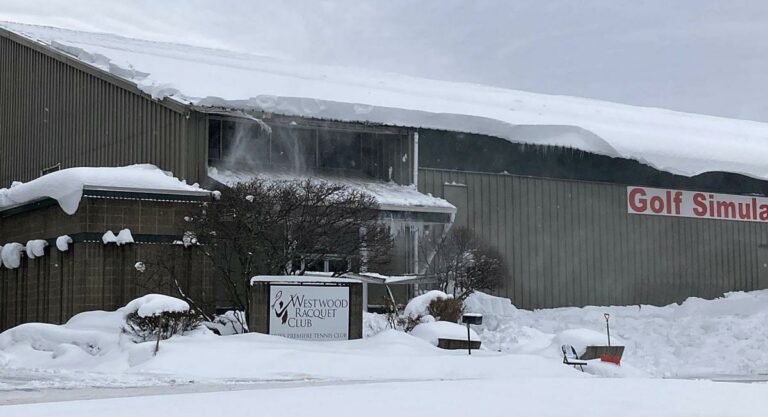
[[208, 119, 222, 163], [318, 131, 362, 170], [208, 118, 268, 166], [270, 127, 316, 170]]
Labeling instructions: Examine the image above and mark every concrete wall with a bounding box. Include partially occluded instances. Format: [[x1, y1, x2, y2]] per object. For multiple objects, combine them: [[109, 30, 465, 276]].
[[419, 168, 768, 309]]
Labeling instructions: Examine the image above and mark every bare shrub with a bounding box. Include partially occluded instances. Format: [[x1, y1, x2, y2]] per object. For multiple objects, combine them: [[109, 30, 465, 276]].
[[427, 297, 465, 322], [190, 178, 393, 328], [422, 226, 507, 300], [122, 310, 204, 343]]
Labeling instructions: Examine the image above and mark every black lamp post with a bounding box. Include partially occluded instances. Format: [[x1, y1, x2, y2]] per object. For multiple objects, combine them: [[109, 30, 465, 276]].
[[461, 313, 483, 355]]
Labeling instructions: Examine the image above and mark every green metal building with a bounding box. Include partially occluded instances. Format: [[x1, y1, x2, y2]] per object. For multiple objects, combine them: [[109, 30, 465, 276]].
[[3, 22, 768, 329]]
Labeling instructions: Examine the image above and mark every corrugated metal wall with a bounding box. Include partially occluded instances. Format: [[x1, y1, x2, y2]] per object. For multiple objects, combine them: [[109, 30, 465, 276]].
[[419, 168, 768, 309], [0, 30, 207, 185]]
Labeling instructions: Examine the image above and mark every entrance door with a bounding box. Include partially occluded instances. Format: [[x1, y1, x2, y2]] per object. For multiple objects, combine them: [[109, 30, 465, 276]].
[[758, 246, 768, 290], [443, 183, 468, 227]]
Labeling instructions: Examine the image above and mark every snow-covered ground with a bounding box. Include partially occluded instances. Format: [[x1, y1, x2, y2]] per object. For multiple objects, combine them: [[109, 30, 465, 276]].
[[4, 377, 768, 417], [463, 290, 768, 378], [1, 291, 768, 415]]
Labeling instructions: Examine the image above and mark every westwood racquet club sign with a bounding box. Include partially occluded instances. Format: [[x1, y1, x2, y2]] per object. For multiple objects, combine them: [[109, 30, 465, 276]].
[[269, 285, 350, 341]]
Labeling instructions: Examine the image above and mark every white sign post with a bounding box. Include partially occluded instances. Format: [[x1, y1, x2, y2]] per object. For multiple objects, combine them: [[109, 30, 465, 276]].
[[269, 285, 350, 341]]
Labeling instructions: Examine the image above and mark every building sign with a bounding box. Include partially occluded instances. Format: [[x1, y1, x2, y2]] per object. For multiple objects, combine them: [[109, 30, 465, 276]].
[[269, 285, 350, 341], [627, 186, 768, 223]]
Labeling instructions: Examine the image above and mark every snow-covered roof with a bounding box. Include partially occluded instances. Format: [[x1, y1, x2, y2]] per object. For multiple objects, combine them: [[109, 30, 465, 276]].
[[209, 167, 455, 214], [4, 22, 768, 180], [0, 165, 208, 215], [251, 275, 362, 285]]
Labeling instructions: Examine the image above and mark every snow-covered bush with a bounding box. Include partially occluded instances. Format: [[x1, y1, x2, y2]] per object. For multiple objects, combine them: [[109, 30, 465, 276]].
[[397, 290, 464, 331], [204, 310, 248, 335], [121, 295, 202, 344], [404, 290, 450, 320]]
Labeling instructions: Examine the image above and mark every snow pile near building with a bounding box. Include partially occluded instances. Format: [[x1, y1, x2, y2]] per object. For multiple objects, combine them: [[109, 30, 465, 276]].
[[0, 164, 207, 215], [0, 294, 205, 372], [410, 321, 480, 346], [0, 295, 576, 384], [467, 290, 768, 377], [209, 168, 455, 213], [3, 22, 768, 180]]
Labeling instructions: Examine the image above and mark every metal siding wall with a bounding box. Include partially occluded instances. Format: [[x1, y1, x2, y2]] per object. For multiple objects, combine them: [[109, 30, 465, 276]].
[[0, 35, 199, 185], [419, 168, 768, 309]]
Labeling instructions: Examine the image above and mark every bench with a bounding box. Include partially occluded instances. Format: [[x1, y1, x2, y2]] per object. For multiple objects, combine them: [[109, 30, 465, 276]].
[[437, 338, 482, 350], [581, 345, 625, 362], [561, 345, 588, 371]]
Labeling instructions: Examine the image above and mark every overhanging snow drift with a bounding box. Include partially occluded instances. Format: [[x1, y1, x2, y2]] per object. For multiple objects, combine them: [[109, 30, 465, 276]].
[[3, 21, 768, 180], [0, 165, 208, 215], [208, 168, 455, 214]]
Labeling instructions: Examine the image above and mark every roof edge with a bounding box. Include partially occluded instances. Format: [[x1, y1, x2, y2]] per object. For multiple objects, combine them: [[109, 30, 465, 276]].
[[0, 25, 190, 115]]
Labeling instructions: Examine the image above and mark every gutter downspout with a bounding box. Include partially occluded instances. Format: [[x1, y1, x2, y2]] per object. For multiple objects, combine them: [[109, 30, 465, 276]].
[[412, 131, 419, 186]]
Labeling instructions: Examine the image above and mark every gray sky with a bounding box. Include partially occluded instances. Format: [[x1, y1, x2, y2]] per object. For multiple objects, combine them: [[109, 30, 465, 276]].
[[3, 0, 767, 122]]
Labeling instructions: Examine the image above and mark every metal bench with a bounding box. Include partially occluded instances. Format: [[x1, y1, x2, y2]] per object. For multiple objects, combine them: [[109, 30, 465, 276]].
[[561, 344, 588, 372]]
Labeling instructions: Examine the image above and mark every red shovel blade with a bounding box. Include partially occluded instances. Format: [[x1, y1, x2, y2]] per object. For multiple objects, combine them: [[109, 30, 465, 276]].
[[600, 354, 621, 365]]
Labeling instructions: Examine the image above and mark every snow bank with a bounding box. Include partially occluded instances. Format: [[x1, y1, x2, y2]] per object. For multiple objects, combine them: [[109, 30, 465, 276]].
[[1, 242, 25, 269], [474, 290, 768, 377], [464, 291, 517, 316], [410, 321, 480, 346], [403, 290, 450, 320], [363, 312, 390, 338], [4, 22, 768, 180], [0, 164, 206, 215], [552, 329, 621, 357], [0, 300, 576, 384], [123, 294, 190, 318], [0, 294, 202, 373]]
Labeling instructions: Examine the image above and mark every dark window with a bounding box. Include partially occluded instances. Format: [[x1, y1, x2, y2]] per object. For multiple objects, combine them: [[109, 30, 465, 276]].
[[361, 133, 384, 179], [208, 119, 222, 162], [304, 259, 325, 272], [328, 259, 349, 274], [318, 131, 362, 170]]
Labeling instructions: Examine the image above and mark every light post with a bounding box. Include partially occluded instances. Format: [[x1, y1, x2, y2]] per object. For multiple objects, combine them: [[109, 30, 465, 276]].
[[461, 313, 483, 355]]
